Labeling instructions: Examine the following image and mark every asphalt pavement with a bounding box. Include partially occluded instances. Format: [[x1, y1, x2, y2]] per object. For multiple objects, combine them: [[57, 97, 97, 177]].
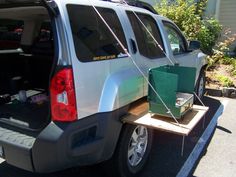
[[0, 96, 231, 177], [192, 97, 236, 177]]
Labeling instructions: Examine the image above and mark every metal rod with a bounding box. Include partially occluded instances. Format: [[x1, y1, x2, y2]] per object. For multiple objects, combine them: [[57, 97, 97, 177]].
[[202, 115, 206, 129], [193, 92, 206, 130], [181, 136, 185, 157]]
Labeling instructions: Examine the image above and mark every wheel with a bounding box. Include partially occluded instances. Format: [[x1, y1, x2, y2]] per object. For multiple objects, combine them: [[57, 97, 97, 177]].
[[109, 124, 153, 177], [195, 69, 206, 100]]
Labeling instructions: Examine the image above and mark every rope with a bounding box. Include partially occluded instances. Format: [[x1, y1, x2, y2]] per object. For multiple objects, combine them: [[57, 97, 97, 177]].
[[122, 0, 178, 65], [88, 0, 181, 124], [193, 92, 206, 107]]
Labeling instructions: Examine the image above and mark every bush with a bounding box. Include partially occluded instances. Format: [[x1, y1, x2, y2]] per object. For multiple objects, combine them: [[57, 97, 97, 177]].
[[155, 0, 222, 54], [206, 29, 236, 72], [216, 75, 234, 87]]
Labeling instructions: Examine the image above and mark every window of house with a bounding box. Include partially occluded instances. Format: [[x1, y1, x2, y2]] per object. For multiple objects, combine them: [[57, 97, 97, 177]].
[[163, 21, 187, 55], [67, 5, 128, 62], [126, 11, 165, 59], [0, 19, 23, 50]]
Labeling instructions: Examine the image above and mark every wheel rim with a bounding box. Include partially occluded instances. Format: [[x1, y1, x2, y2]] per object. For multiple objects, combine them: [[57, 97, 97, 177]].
[[127, 126, 148, 167], [198, 76, 205, 98]]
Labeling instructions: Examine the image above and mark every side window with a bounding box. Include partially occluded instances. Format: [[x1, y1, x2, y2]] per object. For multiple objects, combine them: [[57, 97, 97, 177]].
[[67, 5, 128, 62], [0, 19, 23, 50], [163, 22, 187, 55], [38, 22, 52, 42], [126, 11, 165, 59], [31, 21, 54, 56]]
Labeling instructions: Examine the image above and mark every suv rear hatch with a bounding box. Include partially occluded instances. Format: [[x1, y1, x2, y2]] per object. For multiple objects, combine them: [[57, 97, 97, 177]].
[[0, 1, 56, 170], [0, 1, 56, 131]]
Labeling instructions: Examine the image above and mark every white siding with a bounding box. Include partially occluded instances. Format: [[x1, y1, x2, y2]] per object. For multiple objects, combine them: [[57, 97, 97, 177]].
[[218, 0, 236, 34]]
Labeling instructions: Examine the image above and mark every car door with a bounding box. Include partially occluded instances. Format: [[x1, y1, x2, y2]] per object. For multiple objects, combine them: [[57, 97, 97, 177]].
[[161, 20, 205, 80], [124, 10, 171, 95]]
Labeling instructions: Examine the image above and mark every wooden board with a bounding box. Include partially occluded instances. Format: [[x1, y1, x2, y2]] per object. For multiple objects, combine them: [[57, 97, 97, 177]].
[[122, 101, 209, 136]]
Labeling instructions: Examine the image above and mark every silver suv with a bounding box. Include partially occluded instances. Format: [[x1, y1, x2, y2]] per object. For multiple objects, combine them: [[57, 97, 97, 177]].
[[0, 0, 206, 176]]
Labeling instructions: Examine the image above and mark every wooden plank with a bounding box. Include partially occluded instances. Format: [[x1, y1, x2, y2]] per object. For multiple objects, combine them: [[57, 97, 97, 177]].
[[122, 102, 209, 136]]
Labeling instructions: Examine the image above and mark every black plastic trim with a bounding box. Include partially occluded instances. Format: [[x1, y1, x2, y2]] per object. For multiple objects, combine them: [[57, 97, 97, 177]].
[[100, 0, 158, 14], [0, 126, 36, 171], [31, 105, 129, 173]]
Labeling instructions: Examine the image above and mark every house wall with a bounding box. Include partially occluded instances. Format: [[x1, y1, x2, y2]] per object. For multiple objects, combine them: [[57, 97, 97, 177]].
[[205, 0, 217, 17], [218, 0, 236, 35]]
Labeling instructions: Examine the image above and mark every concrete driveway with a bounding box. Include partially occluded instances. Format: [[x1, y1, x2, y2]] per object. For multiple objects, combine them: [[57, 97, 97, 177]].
[[0, 96, 230, 177]]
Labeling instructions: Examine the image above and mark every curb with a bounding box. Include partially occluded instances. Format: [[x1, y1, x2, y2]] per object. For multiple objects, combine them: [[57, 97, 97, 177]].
[[176, 100, 227, 177], [206, 87, 236, 98]]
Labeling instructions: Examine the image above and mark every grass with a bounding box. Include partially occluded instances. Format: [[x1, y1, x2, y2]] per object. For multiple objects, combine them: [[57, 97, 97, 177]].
[[216, 74, 234, 87], [220, 57, 236, 76], [206, 53, 236, 88]]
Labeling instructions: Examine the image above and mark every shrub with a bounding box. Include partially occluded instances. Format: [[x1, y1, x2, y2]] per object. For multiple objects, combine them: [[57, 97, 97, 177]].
[[155, 0, 222, 54], [216, 75, 234, 87], [207, 29, 236, 72]]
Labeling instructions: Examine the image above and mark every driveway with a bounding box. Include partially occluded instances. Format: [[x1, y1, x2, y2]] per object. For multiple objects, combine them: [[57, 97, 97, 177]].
[[193, 97, 236, 177], [0, 96, 224, 177]]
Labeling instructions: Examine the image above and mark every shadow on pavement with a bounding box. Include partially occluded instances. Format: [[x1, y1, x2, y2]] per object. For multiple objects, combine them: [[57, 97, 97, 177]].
[[0, 96, 222, 177]]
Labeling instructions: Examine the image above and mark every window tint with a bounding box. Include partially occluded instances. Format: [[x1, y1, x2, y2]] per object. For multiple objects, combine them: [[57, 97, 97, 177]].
[[67, 5, 128, 62], [38, 22, 52, 42], [0, 19, 23, 50], [126, 12, 164, 59], [31, 21, 54, 56], [163, 22, 187, 55]]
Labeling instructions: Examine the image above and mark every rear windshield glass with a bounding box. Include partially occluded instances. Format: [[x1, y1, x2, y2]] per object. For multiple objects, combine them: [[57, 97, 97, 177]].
[[0, 19, 23, 50], [67, 5, 128, 62]]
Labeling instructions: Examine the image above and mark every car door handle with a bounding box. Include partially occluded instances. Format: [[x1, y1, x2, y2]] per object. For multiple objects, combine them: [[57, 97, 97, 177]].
[[129, 39, 137, 54]]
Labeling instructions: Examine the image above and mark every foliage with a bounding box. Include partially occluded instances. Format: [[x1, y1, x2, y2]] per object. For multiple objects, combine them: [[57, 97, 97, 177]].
[[197, 19, 222, 54], [216, 75, 234, 87], [220, 57, 236, 76], [155, 0, 222, 54], [206, 29, 236, 73]]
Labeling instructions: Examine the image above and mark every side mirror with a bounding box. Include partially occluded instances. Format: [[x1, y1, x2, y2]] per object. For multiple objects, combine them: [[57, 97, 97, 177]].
[[188, 40, 201, 51]]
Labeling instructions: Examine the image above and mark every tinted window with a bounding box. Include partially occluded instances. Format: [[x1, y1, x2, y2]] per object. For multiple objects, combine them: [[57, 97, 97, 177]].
[[163, 22, 187, 55], [67, 5, 128, 62], [38, 22, 52, 42], [127, 12, 164, 59], [31, 21, 54, 56], [0, 19, 23, 50]]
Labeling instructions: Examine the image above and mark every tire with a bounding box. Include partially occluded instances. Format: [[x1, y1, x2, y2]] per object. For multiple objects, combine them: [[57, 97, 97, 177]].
[[108, 124, 153, 177], [195, 69, 206, 101]]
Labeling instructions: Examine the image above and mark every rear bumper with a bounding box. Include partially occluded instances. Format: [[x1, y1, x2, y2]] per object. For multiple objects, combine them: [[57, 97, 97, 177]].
[[0, 107, 126, 173], [0, 126, 35, 171]]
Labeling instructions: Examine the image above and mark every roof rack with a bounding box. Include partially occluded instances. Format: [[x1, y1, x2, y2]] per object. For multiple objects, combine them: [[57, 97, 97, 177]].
[[100, 0, 158, 14]]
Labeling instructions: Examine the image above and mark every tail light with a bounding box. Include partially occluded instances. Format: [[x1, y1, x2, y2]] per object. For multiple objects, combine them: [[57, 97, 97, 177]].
[[50, 68, 77, 122]]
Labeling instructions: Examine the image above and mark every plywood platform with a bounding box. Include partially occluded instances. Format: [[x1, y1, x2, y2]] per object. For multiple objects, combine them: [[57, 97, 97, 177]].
[[122, 101, 209, 136]]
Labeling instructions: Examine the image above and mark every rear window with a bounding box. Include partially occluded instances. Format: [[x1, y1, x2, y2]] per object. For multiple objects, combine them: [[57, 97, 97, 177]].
[[0, 19, 23, 50], [67, 5, 128, 62]]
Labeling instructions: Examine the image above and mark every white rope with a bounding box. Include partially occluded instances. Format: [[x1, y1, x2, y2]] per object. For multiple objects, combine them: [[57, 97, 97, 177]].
[[89, 0, 181, 124], [193, 92, 206, 107], [122, 0, 206, 110], [90, 4, 130, 58], [122, 0, 178, 65]]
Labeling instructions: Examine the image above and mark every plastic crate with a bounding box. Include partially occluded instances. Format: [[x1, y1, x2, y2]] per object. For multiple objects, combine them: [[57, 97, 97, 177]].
[[148, 65, 196, 119]]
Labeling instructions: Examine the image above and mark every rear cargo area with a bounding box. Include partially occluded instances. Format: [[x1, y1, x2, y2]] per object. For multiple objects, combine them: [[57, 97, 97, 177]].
[[0, 5, 54, 130], [0, 53, 52, 129]]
